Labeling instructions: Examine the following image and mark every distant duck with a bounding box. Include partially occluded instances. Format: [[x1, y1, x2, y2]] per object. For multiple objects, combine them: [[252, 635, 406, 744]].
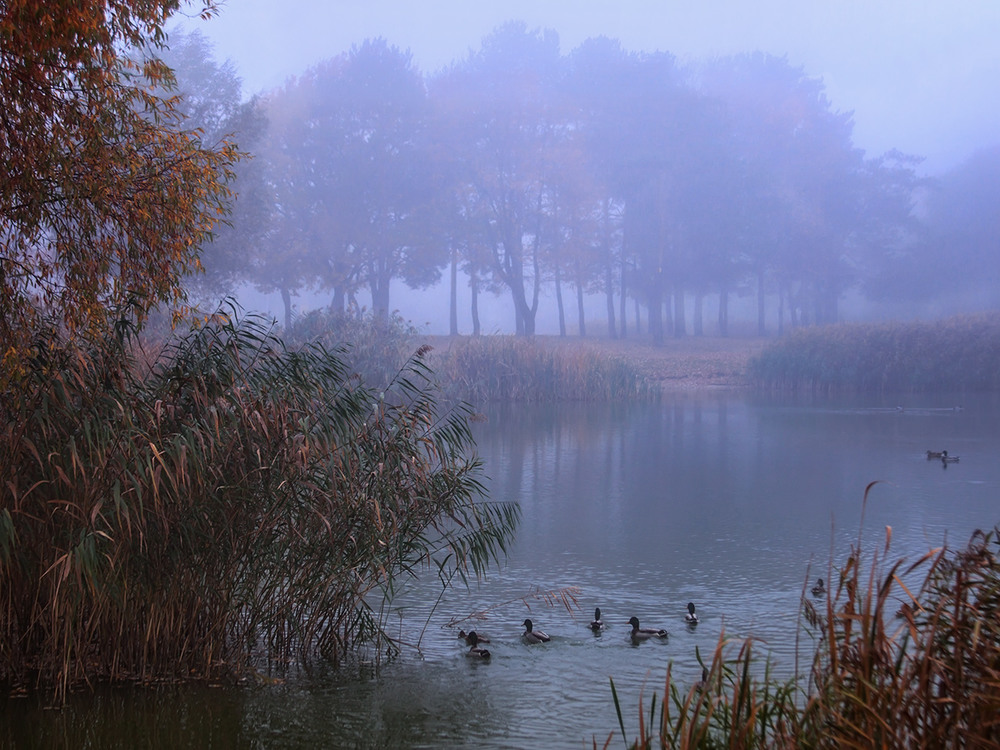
[[811, 578, 826, 597], [941, 451, 960, 464], [627, 616, 668, 641], [458, 629, 490, 646], [684, 602, 699, 625], [590, 607, 605, 632], [464, 631, 491, 659], [926, 450, 946, 459], [522, 618, 551, 644]]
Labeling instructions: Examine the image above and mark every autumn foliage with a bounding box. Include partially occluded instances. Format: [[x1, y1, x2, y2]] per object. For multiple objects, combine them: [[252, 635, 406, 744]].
[[0, 0, 238, 376]]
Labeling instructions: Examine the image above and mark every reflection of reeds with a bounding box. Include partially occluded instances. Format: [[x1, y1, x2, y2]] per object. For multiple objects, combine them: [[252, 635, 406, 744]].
[[0, 304, 519, 698], [749, 312, 1000, 392], [608, 504, 1000, 746], [431, 336, 659, 402]]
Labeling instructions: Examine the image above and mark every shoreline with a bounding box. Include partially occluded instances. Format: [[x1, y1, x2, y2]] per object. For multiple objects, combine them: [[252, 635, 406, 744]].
[[420, 333, 770, 391]]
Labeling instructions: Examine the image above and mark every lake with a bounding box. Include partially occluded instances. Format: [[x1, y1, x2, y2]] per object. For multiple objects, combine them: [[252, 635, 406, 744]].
[[4, 391, 999, 748]]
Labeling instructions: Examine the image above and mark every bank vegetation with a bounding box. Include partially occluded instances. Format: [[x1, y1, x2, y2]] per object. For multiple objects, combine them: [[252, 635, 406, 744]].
[[0, 307, 519, 697], [610, 487, 1000, 748], [749, 313, 1000, 393]]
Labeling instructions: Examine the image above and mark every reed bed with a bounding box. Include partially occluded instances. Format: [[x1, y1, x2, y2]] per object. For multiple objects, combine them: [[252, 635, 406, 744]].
[[0, 304, 519, 697], [608, 492, 1000, 748], [748, 313, 1000, 393], [430, 336, 659, 402]]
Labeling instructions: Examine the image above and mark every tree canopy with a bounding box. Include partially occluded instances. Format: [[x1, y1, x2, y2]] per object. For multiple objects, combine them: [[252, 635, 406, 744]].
[[200, 23, 946, 338], [0, 0, 238, 376]]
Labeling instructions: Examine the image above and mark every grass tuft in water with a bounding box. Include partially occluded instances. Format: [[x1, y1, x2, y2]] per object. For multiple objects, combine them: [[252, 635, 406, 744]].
[[608, 514, 1000, 748]]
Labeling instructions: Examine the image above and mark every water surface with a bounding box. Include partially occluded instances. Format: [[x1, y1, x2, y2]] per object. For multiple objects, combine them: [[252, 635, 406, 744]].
[[5, 391, 998, 748]]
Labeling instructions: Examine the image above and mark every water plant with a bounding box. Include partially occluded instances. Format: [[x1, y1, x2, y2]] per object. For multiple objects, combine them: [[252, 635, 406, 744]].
[[749, 312, 1000, 392], [430, 335, 659, 402], [606, 506, 1000, 747], [0, 303, 519, 697]]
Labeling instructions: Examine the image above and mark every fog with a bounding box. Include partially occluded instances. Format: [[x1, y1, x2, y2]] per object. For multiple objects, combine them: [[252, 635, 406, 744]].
[[184, 1, 1000, 335], [200, 0, 999, 173]]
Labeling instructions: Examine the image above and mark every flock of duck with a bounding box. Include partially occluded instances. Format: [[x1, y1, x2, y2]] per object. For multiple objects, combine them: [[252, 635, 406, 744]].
[[457, 603, 701, 660], [926, 449, 960, 464]]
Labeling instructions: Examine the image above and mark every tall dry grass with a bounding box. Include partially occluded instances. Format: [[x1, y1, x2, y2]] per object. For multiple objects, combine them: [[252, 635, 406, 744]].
[[431, 336, 659, 402], [749, 313, 1000, 392], [608, 486, 1000, 748], [0, 303, 518, 697]]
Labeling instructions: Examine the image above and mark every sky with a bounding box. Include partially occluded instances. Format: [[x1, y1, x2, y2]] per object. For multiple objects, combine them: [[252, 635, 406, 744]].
[[194, 0, 1000, 175]]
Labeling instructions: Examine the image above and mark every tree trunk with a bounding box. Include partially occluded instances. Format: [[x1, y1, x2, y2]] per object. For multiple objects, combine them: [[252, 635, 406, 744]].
[[449, 244, 458, 336], [555, 263, 566, 337], [605, 261, 617, 339], [693, 290, 704, 336], [280, 287, 293, 330], [757, 269, 766, 336], [619, 263, 628, 339], [576, 280, 586, 338], [471, 277, 481, 337], [370, 266, 390, 323], [718, 286, 729, 337], [672, 284, 686, 337], [649, 286, 664, 345], [331, 285, 345, 314]]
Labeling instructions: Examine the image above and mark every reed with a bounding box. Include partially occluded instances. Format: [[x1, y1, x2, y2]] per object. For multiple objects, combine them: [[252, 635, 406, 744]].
[[0, 303, 519, 697], [608, 511, 1000, 747], [748, 313, 1000, 393], [431, 336, 659, 402]]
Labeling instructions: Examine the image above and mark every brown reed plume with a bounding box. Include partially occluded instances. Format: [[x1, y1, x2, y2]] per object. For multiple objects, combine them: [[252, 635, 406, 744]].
[[0, 302, 519, 698], [607, 485, 1000, 748]]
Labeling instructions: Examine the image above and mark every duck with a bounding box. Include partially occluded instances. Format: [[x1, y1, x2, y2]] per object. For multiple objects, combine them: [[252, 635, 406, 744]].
[[627, 616, 668, 641], [458, 629, 490, 646], [464, 631, 491, 659], [926, 450, 946, 459], [522, 618, 551, 644], [684, 602, 699, 625], [941, 451, 960, 464], [589, 607, 605, 632], [694, 666, 709, 693], [811, 578, 826, 597]]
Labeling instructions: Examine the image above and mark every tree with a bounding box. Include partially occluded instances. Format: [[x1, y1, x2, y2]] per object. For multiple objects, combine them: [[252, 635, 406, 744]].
[[0, 0, 238, 375], [257, 39, 442, 326], [437, 22, 565, 336], [154, 27, 263, 306], [698, 53, 863, 333], [564, 37, 637, 340]]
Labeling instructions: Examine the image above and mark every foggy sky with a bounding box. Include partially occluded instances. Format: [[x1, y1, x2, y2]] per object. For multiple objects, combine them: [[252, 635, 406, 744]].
[[197, 0, 1000, 175]]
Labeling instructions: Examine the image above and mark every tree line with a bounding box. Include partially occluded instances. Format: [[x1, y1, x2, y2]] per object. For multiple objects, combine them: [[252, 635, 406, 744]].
[[182, 22, 997, 340]]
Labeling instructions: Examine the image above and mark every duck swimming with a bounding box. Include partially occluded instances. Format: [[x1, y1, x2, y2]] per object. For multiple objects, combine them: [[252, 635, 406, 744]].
[[684, 602, 699, 625], [811, 578, 826, 596], [590, 607, 605, 632], [522, 618, 551, 644], [464, 631, 491, 659], [627, 616, 668, 641], [926, 450, 946, 459], [458, 629, 490, 646], [941, 451, 960, 463], [694, 666, 709, 693]]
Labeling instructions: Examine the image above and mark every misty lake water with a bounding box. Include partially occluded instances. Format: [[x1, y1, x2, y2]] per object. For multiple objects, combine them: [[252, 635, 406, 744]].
[[5, 391, 1000, 748]]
